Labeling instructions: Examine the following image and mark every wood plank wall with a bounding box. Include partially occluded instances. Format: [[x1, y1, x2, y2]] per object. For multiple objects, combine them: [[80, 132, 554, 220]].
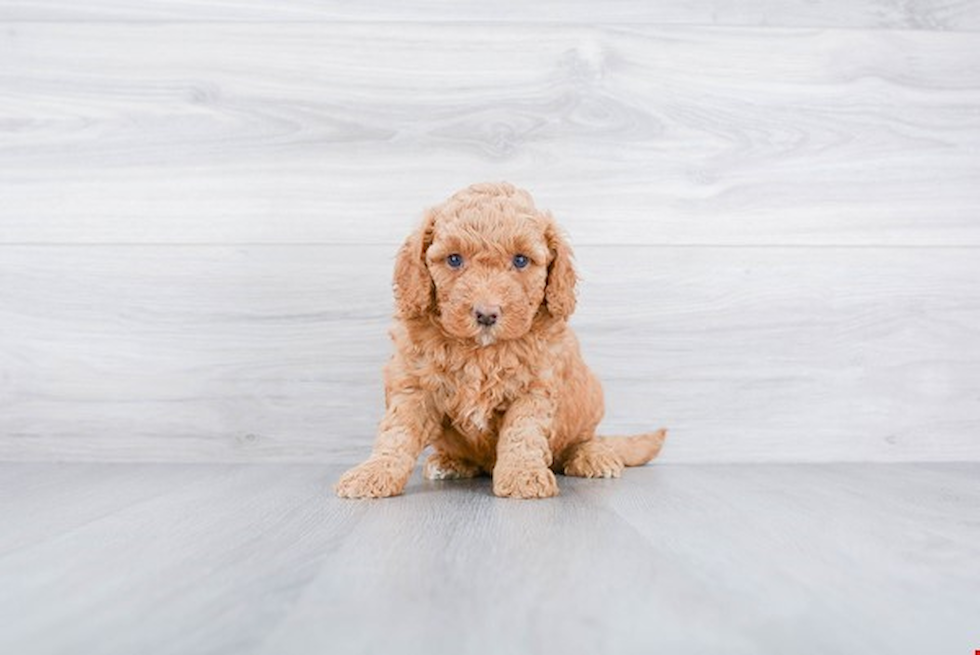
[[1, 2, 978, 462]]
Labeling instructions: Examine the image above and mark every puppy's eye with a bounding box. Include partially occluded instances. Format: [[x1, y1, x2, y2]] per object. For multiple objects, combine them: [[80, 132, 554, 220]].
[[512, 254, 530, 269], [446, 253, 464, 269]]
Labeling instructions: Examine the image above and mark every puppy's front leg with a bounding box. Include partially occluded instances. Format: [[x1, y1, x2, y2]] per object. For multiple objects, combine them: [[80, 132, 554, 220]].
[[493, 394, 559, 499], [335, 392, 438, 499]]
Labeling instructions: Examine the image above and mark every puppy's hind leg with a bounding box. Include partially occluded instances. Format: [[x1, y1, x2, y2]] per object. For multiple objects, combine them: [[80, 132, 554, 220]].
[[561, 439, 625, 479], [562, 429, 668, 479], [423, 451, 482, 480]]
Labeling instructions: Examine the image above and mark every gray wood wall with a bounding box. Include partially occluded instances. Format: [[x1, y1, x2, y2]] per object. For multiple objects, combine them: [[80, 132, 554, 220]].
[[2, 1, 979, 463]]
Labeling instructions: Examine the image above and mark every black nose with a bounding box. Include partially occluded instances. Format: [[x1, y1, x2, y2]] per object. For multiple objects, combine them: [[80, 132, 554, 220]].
[[473, 305, 500, 327]]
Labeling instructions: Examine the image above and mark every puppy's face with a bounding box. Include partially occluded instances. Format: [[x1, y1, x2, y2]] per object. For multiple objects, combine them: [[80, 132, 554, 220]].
[[394, 183, 577, 346], [425, 213, 550, 345]]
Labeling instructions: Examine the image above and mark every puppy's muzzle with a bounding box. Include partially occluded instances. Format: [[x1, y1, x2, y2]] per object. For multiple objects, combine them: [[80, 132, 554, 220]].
[[473, 304, 500, 327]]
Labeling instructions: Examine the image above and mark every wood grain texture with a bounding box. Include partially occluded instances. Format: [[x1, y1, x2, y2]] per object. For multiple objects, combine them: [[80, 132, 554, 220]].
[[1, 462, 978, 655], [2, 24, 980, 245], [1, 245, 977, 463], [2, 0, 979, 29]]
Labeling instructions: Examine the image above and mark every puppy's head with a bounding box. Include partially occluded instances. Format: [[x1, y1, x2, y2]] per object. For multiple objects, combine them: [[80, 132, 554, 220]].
[[393, 182, 576, 345]]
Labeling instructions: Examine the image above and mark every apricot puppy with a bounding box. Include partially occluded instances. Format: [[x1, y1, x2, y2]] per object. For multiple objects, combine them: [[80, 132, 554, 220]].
[[336, 182, 666, 499]]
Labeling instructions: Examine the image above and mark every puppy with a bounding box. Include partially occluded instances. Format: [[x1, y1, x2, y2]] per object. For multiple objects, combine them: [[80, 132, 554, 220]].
[[336, 182, 666, 499]]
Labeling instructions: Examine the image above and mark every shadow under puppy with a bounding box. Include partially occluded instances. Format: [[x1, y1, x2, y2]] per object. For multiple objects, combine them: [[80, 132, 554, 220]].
[[336, 182, 666, 499]]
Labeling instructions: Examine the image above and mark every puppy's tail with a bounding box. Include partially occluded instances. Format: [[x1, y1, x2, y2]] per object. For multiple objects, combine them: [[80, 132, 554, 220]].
[[601, 428, 668, 466]]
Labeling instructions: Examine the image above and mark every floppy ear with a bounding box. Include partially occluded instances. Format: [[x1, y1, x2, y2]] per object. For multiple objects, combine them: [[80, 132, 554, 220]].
[[393, 210, 436, 318], [543, 215, 577, 320]]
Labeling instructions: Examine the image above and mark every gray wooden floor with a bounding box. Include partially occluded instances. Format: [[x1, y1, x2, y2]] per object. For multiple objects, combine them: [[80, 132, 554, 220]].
[[1, 462, 978, 655]]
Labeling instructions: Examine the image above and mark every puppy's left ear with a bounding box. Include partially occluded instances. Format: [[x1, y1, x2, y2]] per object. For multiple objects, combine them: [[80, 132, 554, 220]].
[[543, 215, 577, 320], [393, 209, 437, 318]]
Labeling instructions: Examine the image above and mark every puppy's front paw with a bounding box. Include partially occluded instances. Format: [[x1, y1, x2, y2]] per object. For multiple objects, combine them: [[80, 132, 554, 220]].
[[335, 457, 410, 499], [493, 466, 559, 499]]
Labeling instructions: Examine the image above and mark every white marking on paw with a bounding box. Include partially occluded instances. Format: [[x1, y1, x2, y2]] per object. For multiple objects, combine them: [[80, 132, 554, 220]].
[[427, 465, 453, 480]]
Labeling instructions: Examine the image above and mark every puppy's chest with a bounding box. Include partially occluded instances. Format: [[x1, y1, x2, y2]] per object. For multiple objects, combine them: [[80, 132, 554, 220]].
[[429, 361, 528, 436]]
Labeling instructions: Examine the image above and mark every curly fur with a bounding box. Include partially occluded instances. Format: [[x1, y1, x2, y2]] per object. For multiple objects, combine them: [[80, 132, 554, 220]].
[[336, 182, 666, 499]]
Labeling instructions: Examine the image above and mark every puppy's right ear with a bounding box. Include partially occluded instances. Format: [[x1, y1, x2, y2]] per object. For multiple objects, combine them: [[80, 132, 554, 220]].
[[393, 210, 436, 318], [543, 215, 578, 321]]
